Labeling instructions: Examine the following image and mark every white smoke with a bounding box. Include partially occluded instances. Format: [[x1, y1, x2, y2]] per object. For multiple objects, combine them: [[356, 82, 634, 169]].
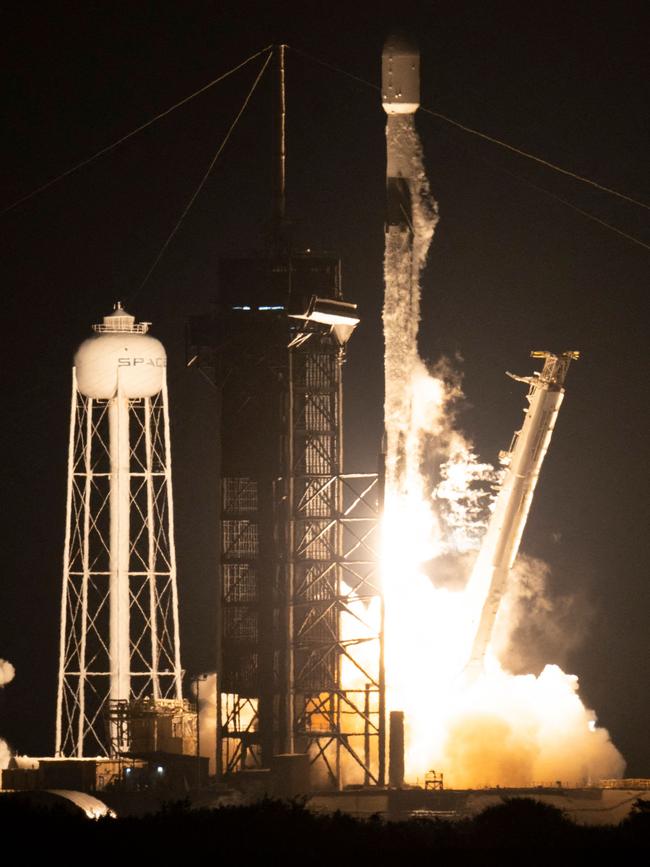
[[191, 673, 217, 775], [1, 658, 15, 770], [441, 665, 624, 787], [0, 740, 10, 772], [381, 109, 625, 787], [492, 554, 594, 674], [0, 659, 15, 687]]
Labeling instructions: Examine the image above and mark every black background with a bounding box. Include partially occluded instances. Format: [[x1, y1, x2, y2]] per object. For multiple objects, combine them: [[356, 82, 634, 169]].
[[1, 1, 648, 776]]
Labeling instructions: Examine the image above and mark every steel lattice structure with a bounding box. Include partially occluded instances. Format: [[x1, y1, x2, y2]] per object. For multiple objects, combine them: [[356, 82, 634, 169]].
[[289, 346, 383, 785], [56, 309, 183, 757], [189, 254, 384, 787]]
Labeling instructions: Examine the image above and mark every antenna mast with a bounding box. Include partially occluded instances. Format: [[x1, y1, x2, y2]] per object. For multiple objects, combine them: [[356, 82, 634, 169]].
[[273, 44, 287, 253]]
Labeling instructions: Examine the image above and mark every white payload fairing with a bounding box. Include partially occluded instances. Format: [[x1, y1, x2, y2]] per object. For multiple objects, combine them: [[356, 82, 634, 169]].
[[466, 350, 580, 671], [382, 32, 420, 114], [382, 34, 420, 231]]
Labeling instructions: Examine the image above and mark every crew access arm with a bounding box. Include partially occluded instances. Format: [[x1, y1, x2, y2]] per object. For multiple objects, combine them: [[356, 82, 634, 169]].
[[466, 351, 579, 671]]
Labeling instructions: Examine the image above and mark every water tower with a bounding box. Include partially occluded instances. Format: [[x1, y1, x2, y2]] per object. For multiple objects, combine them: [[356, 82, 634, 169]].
[[56, 303, 183, 757]]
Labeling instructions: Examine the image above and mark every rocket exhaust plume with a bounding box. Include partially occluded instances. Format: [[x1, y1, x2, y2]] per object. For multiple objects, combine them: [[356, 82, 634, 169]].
[[379, 35, 624, 786]]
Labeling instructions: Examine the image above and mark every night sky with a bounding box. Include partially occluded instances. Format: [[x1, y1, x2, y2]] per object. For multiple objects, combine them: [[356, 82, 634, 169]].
[[1, 2, 648, 776]]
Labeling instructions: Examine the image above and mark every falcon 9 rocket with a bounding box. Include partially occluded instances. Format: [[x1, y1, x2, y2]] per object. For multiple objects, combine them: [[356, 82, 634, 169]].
[[381, 34, 437, 495]]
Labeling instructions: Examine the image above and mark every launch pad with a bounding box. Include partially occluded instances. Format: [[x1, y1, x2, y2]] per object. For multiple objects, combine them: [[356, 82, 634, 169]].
[[0, 37, 626, 803], [308, 781, 650, 826], [56, 41, 586, 791]]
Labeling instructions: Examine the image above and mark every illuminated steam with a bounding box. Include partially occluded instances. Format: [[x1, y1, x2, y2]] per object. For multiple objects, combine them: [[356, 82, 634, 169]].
[[0, 659, 15, 687], [491, 554, 594, 674], [192, 673, 217, 775], [0, 658, 15, 771], [381, 114, 624, 787]]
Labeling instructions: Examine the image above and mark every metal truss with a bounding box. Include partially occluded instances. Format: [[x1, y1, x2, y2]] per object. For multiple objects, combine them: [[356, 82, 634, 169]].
[[289, 340, 383, 787], [220, 694, 262, 774], [215, 333, 384, 787], [217, 469, 382, 785], [56, 371, 183, 757], [292, 472, 383, 786], [218, 473, 265, 774]]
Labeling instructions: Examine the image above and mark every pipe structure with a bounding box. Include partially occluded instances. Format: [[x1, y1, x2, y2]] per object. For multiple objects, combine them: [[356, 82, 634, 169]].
[[108, 378, 131, 750], [388, 710, 405, 788]]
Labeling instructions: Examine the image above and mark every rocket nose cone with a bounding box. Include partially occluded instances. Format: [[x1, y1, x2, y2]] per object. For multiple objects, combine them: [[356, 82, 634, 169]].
[[382, 30, 420, 114], [383, 31, 419, 58]]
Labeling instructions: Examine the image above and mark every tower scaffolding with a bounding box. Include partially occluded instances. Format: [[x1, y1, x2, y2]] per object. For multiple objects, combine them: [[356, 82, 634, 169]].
[[187, 45, 384, 787], [188, 260, 384, 788], [56, 305, 184, 757], [289, 332, 383, 783]]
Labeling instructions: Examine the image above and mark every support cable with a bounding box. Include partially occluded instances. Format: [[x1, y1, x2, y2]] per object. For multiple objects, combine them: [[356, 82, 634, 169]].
[[2, 45, 273, 215], [437, 120, 650, 253], [4, 43, 646, 251], [487, 163, 650, 252], [418, 106, 650, 213], [128, 49, 273, 302], [289, 46, 650, 214]]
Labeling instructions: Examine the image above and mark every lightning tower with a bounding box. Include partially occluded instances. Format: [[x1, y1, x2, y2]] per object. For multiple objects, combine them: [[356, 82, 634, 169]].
[[56, 303, 183, 757], [188, 45, 383, 787]]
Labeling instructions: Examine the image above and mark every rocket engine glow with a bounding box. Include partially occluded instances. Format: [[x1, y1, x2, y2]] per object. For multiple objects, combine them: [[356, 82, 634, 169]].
[[379, 35, 624, 787]]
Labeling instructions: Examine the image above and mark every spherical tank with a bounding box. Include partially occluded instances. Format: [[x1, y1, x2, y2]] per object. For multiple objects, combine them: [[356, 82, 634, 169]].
[[74, 304, 166, 399]]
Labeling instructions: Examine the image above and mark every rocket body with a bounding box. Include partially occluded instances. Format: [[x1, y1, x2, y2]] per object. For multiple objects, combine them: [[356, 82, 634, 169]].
[[382, 33, 420, 115], [382, 34, 424, 492], [382, 34, 420, 233], [381, 34, 436, 497]]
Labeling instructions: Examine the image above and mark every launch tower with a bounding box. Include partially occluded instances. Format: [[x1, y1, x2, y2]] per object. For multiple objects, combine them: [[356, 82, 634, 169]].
[[188, 46, 383, 787], [188, 256, 383, 786], [56, 304, 184, 757]]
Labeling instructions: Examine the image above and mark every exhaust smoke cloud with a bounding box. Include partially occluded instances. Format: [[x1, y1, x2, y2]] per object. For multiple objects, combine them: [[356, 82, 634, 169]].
[[191, 673, 217, 775], [0, 659, 15, 687], [380, 114, 624, 787], [1, 658, 15, 771]]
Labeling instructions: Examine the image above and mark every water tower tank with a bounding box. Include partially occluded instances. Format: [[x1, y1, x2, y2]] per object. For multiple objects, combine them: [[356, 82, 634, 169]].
[[74, 303, 166, 399]]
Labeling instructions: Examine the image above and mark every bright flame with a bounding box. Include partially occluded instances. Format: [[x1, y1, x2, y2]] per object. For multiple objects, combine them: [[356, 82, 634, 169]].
[[378, 113, 624, 787], [381, 360, 625, 787]]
